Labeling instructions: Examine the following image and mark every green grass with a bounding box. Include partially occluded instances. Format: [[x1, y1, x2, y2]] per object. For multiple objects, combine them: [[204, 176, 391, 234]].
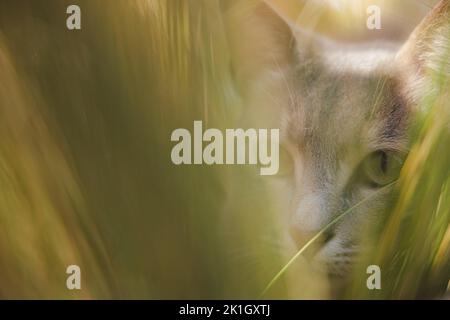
[[0, 0, 448, 299]]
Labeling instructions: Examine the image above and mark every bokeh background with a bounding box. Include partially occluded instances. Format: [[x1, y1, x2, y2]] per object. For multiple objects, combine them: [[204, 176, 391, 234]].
[[0, 0, 448, 299]]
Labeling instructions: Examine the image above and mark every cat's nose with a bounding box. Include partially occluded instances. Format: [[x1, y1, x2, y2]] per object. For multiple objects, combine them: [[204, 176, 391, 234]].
[[289, 225, 335, 258], [289, 191, 333, 255], [289, 226, 315, 248]]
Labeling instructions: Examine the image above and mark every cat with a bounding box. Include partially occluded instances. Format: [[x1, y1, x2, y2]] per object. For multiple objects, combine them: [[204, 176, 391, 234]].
[[227, 0, 450, 283], [0, 0, 447, 299]]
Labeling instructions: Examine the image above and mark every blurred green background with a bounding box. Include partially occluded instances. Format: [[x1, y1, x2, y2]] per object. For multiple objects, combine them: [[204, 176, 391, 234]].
[[0, 0, 448, 299]]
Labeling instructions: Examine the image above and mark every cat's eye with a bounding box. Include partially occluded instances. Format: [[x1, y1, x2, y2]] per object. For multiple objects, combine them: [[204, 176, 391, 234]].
[[362, 150, 403, 187]]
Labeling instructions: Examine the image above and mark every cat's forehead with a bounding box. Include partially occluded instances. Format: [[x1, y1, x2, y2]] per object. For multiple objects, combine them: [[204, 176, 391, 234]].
[[322, 44, 399, 75], [284, 51, 408, 158]]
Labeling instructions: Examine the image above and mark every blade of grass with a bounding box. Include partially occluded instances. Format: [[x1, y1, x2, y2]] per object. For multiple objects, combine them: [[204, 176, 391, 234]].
[[260, 181, 397, 298]]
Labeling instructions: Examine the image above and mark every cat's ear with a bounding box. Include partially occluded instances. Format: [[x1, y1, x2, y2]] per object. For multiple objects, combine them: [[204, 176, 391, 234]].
[[396, 0, 450, 102], [226, 0, 314, 91]]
